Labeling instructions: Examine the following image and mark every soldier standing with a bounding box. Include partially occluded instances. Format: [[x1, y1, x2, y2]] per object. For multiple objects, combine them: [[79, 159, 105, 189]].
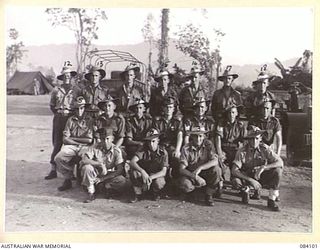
[[45, 65, 79, 180], [179, 63, 206, 118], [211, 65, 242, 122], [81, 66, 109, 118], [149, 68, 179, 118], [245, 64, 276, 121], [117, 63, 144, 115]]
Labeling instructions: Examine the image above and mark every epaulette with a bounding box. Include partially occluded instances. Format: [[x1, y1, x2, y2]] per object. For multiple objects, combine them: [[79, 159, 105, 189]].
[[174, 115, 182, 121]]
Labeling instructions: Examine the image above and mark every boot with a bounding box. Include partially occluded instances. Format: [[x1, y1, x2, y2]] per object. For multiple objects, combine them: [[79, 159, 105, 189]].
[[205, 194, 214, 206], [241, 186, 250, 204], [58, 179, 72, 191], [44, 170, 57, 180], [84, 193, 95, 203], [129, 194, 142, 203], [250, 189, 261, 200], [267, 199, 280, 212]]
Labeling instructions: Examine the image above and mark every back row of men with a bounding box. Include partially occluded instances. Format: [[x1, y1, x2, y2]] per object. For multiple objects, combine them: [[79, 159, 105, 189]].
[[45, 62, 283, 211]]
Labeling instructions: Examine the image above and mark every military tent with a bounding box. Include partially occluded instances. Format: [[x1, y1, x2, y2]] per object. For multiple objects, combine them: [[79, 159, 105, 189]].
[[7, 71, 53, 95]]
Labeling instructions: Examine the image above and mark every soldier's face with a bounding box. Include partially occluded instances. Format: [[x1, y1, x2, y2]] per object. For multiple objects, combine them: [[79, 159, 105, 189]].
[[248, 135, 262, 148], [135, 104, 146, 117], [104, 135, 114, 150], [104, 102, 116, 116], [191, 73, 200, 85], [148, 138, 159, 152], [257, 79, 269, 94], [164, 104, 175, 116], [191, 133, 205, 147], [91, 71, 101, 84], [126, 70, 135, 84], [223, 76, 234, 87], [262, 102, 272, 118], [63, 72, 71, 84], [228, 107, 238, 121], [196, 102, 207, 116], [162, 75, 170, 86]]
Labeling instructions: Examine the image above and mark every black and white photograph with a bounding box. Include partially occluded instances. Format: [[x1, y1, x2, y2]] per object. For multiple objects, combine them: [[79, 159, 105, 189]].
[[5, 5, 313, 233]]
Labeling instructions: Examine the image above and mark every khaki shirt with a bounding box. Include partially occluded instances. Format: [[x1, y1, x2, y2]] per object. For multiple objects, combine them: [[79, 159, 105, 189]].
[[149, 85, 178, 117], [216, 119, 246, 146], [63, 113, 94, 140], [180, 139, 217, 172], [233, 143, 280, 173], [95, 113, 125, 141], [153, 116, 183, 147], [245, 90, 275, 119], [125, 114, 153, 141], [135, 146, 169, 174], [84, 143, 123, 171], [211, 87, 242, 121], [81, 84, 109, 111], [184, 116, 215, 140], [179, 85, 206, 114], [50, 85, 80, 113], [249, 116, 281, 146], [116, 83, 144, 114]]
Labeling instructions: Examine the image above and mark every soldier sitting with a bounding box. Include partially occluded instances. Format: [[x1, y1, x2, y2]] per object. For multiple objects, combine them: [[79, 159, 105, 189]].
[[177, 126, 222, 206], [96, 95, 125, 148], [248, 99, 282, 156], [211, 65, 242, 122], [129, 128, 168, 202], [80, 128, 127, 203], [231, 126, 283, 211], [215, 103, 246, 169], [153, 96, 183, 179], [55, 96, 94, 191], [125, 98, 153, 160], [183, 96, 215, 144]]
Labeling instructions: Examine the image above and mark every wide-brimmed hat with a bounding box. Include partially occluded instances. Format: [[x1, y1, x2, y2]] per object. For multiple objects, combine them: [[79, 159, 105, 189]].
[[187, 126, 209, 136], [84, 66, 106, 81], [243, 126, 266, 139], [96, 128, 114, 139], [120, 63, 140, 80], [154, 69, 173, 82], [193, 96, 210, 108], [143, 128, 161, 141], [218, 65, 239, 81], [186, 62, 205, 79], [252, 64, 275, 85], [73, 96, 90, 109], [97, 94, 119, 110], [57, 66, 77, 81], [128, 98, 149, 112]]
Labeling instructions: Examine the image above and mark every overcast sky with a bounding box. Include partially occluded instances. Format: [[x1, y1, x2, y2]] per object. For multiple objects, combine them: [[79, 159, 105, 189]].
[[5, 6, 314, 65]]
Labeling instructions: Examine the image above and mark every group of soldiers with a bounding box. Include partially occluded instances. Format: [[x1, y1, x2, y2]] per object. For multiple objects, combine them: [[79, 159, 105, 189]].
[[45, 61, 283, 212]]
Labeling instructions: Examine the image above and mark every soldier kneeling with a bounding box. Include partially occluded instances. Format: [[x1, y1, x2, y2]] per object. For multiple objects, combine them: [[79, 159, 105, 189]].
[[177, 126, 222, 206], [231, 126, 283, 211], [129, 128, 168, 203]]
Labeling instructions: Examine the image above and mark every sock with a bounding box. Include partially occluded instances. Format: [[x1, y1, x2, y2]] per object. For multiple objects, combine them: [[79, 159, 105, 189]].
[[268, 189, 277, 200], [87, 185, 95, 194]]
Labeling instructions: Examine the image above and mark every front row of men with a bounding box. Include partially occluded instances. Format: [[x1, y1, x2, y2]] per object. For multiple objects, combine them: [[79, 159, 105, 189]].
[[52, 93, 283, 212]]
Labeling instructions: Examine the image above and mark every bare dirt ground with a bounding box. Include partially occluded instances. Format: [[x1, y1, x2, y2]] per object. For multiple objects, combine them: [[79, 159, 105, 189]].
[[6, 95, 312, 232]]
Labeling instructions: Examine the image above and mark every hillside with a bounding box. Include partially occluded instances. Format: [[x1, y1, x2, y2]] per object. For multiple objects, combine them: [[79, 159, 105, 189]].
[[18, 41, 298, 87]]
